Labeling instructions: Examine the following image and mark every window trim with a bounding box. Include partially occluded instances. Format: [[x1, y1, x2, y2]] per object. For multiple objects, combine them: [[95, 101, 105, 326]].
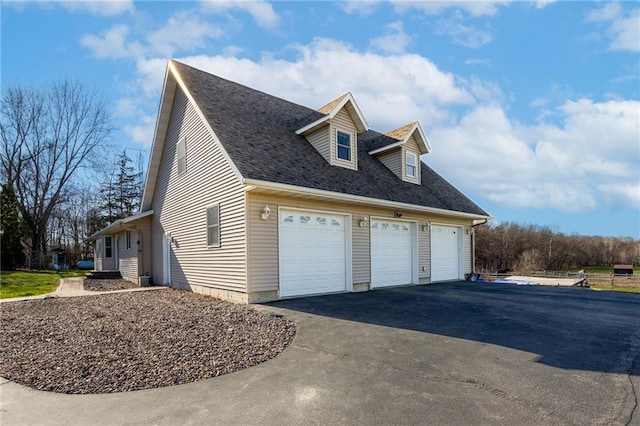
[[206, 203, 220, 247], [406, 151, 418, 178], [125, 231, 131, 250], [104, 236, 113, 258], [336, 130, 352, 162], [177, 136, 187, 175]]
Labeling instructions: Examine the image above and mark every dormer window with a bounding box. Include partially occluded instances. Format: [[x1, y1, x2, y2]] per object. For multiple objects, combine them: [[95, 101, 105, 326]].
[[406, 152, 417, 178], [337, 131, 351, 161]]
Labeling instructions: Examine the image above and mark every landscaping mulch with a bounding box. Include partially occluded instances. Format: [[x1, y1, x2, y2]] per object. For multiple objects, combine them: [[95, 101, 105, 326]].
[[83, 278, 140, 292], [0, 289, 296, 394]]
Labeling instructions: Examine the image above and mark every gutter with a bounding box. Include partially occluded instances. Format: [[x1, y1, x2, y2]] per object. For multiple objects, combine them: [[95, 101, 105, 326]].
[[243, 178, 492, 221]]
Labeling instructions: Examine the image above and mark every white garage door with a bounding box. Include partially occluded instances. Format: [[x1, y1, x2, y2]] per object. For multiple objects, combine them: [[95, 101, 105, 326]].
[[431, 225, 461, 282], [279, 209, 348, 298], [371, 219, 414, 288]]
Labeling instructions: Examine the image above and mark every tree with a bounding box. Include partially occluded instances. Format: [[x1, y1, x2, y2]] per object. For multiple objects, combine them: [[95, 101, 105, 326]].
[[98, 150, 142, 225], [0, 182, 27, 270], [0, 80, 113, 269]]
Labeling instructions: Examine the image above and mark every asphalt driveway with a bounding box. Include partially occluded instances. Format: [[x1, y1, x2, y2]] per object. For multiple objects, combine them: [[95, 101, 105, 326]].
[[2, 282, 639, 425]]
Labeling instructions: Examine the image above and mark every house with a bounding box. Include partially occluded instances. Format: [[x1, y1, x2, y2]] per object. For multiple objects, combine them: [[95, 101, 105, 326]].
[[90, 60, 490, 303]]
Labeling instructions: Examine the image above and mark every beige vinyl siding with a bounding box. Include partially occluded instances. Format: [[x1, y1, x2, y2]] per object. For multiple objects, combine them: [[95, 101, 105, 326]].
[[330, 108, 358, 170], [463, 227, 472, 274], [137, 216, 153, 277], [246, 191, 470, 293], [352, 216, 370, 284], [418, 224, 430, 279], [306, 125, 331, 163], [151, 86, 246, 292], [377, 147, 402, 179], [118, 230, 138, 281], [402, 135, 421, 184]]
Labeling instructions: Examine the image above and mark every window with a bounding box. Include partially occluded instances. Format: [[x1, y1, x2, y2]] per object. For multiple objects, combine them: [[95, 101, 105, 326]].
[[406, 152, 417, 178], [336, 131, 351, 161], [206, 204, 220, 246], [104, 236, 113, 258], [177, 137, 187, 175], [125, 231, 131, 250]]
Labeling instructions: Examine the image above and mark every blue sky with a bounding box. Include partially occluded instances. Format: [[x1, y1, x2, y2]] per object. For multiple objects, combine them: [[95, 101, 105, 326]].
[[2, 1, 639, 238]]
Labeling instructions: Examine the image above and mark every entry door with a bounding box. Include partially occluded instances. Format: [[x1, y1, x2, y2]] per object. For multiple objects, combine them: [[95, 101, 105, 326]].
[[162, 233, 171, 285], [371, 219, 414, 288], [431, 225, 461, 282], [279, 209, 348, 298]]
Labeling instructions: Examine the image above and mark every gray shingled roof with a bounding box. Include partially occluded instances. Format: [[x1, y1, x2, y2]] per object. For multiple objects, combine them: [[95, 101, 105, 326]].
[[173, 61, 488, 217]]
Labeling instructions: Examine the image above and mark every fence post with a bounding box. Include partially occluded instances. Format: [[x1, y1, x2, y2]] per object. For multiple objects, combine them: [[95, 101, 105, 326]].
[[610, 272, 614, 289]]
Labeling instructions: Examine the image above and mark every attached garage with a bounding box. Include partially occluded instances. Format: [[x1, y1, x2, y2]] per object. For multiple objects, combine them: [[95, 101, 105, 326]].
[[278, 209, 350, 298], [371, 218, 416, 288], [431, 225, 462, 282]]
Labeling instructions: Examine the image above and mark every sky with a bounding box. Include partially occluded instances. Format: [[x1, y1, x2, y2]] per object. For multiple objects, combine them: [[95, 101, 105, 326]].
[[2, 0, 639, 238]]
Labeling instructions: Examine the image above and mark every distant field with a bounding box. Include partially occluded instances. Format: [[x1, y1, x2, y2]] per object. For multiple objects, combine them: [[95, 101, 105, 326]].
[[591, 287, 640, 294], [0, 270, 86, 299]]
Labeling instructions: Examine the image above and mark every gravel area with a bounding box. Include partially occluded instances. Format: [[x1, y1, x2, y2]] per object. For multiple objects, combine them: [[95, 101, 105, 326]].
[[84, 278, 140, 292], [0, 289, 295, 394]]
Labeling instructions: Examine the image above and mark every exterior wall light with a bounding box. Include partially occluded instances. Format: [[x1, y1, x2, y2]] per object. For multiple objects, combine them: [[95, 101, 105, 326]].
[[422, 223, 430, 232], [359, 216, 369, 227], [261, 205, 271, 220]]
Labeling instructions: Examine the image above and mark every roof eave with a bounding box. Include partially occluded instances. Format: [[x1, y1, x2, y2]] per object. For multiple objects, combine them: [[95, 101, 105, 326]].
[[88, 210, 155, 241], [242, 178, 491, 221]]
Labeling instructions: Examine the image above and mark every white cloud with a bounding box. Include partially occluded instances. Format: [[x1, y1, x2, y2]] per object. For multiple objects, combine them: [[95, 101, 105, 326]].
[[81, 11, 224, 60], [391, 1, 509, 17], [146, 11, 224, 58], [59, 0, 134, 16], [436, 17, 493, 48], [8, 0, 135, 16], [608, 9, 640, 52], [124, 114, 157, 148], [80, 24, 142, 59], [340, 1, 381, 16], [158, 38, 474, 131], [429, 98, 640, 212], [200, 0, 280, 30], [586, 4, 640, 52], [370, 21, 412, 54], [586, 2, 623, 23], [534, 0, 556, 9]]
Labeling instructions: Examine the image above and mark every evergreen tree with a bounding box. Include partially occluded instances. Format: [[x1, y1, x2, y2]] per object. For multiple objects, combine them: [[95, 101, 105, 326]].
[[97, 151, 142, 226], [0, 182, 27, 270]]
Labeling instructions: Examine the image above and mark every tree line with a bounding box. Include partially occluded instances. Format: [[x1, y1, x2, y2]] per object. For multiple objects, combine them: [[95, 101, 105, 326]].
[[475, 222, 640, 273]]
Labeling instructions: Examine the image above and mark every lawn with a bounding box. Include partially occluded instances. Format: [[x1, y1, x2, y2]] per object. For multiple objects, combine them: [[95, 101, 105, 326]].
[[0, 270, 87, 299], [581, 266, 640, 273]]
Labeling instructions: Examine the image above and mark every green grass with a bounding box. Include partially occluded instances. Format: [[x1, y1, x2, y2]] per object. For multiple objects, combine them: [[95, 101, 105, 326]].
[[580, 266, 640, 273], [0, 270, 86, 299], [591, 286, 640, 294]]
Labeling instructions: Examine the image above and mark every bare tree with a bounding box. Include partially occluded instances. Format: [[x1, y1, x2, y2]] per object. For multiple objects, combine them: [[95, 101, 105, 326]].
[[0, 80, 113, 269]]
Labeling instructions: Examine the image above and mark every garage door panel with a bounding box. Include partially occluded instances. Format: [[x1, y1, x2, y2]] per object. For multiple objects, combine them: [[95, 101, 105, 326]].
[[431, 225, 460, 282], [371, 219, 414, 288], [279, 209, 348, 298]]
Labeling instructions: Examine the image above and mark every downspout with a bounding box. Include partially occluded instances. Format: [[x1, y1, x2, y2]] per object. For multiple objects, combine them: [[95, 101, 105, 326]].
[[471, 219, 489, 274]]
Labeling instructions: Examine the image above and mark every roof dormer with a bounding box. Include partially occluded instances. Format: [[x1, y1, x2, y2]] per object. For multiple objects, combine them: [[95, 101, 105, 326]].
[[369, 121, 430, 185], [296, 92, 368, 171]]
